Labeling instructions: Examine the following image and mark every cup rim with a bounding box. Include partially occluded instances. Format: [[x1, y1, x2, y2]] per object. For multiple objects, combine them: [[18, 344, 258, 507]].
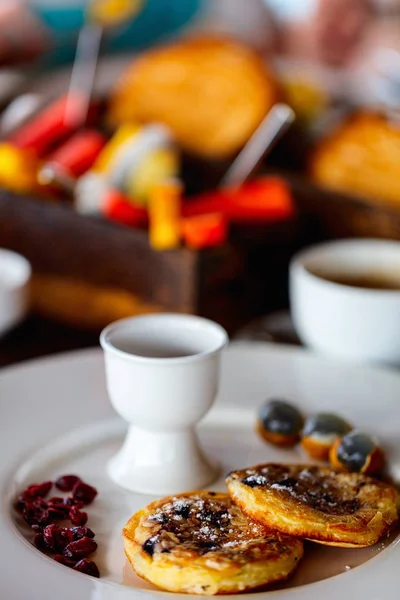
[[290, 238, 400, 296], [100, 313, 229, 364]]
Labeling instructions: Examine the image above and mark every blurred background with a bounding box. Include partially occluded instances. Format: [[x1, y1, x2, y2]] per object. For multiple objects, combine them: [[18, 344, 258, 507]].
[[0, 0, 399, 365]]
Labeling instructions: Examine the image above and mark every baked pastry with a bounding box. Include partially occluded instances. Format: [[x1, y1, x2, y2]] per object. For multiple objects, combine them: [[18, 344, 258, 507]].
[[257, 399, 304, 447], [108, 37, 278, 158], [30, 274, 160, 329], [301, 413, 352, 460], [330, 431, 385, 476], [226, 463, 398, 548], [311, 112, 400, 207], [123, 491, 303, 595]]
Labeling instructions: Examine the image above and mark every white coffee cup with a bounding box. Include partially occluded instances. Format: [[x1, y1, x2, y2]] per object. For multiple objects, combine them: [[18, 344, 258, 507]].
[[0, 248, 31, 338], [290, 239, 400, 366]]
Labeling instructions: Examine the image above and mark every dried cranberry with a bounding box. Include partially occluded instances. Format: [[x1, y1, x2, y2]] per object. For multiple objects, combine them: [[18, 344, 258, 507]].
[[33, 533, 47, 551], [15, 495, 27, 512], [20, 474, 100, 573], [64, 497, 79, 507], [47, 498, 71, 520], [47, 497, 64, 504], [72, 481, 97, 505], [54, 554, 76, 568], [43, 524, 74, 552], [48, 509, 66, 521], [63, 537, 97, 560], [48, 497, 79, 511], [60, 497, 84, 509], [23, 500, 50, 526], [73, 559, 100, 578], [55, 475, 81, 492], [23, 481, 52, 498], [70, 526, 95, 541], [69, 506, 88, 526]]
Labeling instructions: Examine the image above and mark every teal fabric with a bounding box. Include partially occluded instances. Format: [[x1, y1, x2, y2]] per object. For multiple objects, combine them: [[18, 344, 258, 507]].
[[33, 0, 202, 65]]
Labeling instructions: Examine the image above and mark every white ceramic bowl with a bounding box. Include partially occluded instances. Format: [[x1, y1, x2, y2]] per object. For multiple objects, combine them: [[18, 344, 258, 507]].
[[290, 239, 400, 366], [0, 249, 31, 337]]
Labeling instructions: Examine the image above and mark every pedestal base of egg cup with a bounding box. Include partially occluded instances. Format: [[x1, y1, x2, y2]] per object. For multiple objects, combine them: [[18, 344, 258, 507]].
[[100, 314, 228, 496], [107, 425, 218, 495]]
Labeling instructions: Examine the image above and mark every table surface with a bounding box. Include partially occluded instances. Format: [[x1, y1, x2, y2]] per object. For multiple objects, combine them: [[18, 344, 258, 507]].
[[0, 311, 300, 369], [0, 316, 100, 369]]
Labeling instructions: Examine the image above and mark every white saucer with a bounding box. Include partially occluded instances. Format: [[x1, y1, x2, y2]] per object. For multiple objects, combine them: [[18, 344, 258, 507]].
[[1, 343, 400, 599]]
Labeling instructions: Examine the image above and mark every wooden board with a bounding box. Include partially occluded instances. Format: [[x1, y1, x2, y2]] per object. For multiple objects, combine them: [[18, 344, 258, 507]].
[[286, 173, 400, 241], [0, 190, 301, 333]]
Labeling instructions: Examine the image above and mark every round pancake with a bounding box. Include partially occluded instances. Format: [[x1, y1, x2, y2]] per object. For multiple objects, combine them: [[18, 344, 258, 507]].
[[123, 491, 303, 595], [226, 464, 399, 548], [108, 37, 278, 158]]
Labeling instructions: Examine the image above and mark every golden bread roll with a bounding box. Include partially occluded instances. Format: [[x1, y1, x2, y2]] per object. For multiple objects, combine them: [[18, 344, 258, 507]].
[[311, 113, 400, 206], [30, 274, 161, 329], [226, 464, 398, 548], [123, 491, 303, 595], [108, 37, 278, 158]]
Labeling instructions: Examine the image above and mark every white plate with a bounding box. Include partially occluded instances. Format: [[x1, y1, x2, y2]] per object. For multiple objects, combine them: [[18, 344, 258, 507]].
[[1, 342, 400, 599]]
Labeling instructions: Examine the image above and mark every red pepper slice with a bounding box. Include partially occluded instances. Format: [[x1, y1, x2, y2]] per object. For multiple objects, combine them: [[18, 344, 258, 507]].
[[9, 94, 90, 157], [181, 213, 227, 249], [103, 189, 148, 228], [46, 130, 106, 178], [182, 177, 294, 222]]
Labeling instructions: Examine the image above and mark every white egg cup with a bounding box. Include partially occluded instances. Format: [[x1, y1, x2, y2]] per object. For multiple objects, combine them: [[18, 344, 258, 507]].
[[100, 314, 228, 495]]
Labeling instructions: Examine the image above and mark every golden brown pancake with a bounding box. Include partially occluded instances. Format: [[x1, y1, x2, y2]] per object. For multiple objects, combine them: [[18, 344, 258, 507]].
[[226, 464, 398, 548], [123, 491, 303, 595]]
